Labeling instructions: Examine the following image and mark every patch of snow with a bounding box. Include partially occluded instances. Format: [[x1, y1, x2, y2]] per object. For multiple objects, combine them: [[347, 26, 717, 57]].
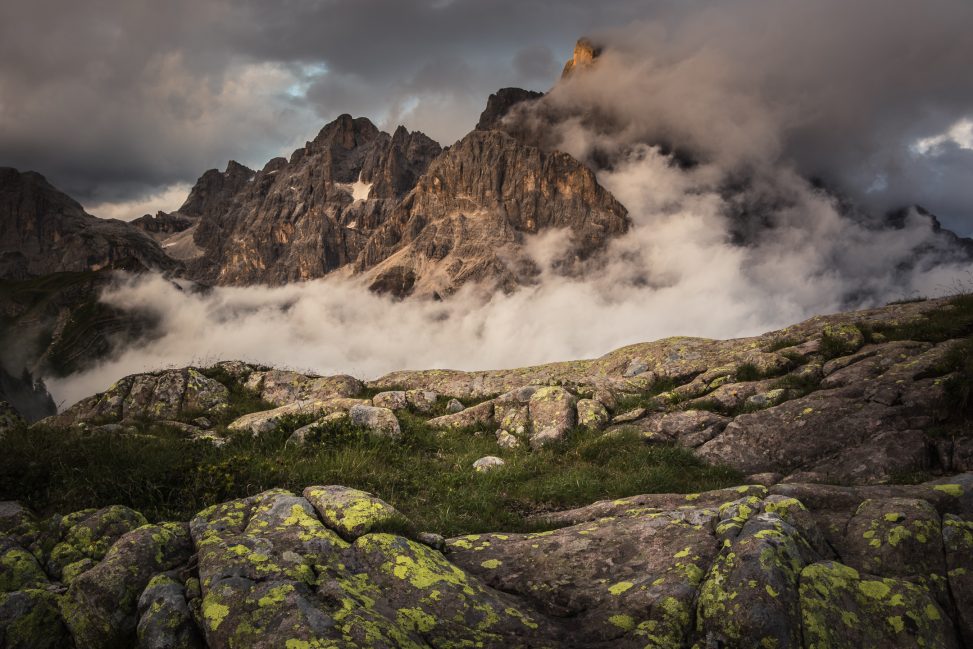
[[351, 172, 372, 202]]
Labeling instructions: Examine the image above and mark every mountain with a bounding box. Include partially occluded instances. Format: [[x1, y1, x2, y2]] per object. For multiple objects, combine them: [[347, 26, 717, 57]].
[[3, 293, 972, 648], [0, 167, 178, 280], [158, 111, 627, 297]]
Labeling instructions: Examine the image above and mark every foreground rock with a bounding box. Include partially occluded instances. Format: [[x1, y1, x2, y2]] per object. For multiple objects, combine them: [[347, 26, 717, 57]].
[[1, 474, 970, 648]]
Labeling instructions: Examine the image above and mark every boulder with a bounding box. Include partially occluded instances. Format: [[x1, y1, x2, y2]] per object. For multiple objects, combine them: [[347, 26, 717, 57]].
[[0, 588, 73, 649], [943, 515, 973, 645], [619, 409, 730, 447], [227, 398, 366, 436], [303, 486, 409, 541], [577, 398, 609, 430], [798, 561, 957, 649], [43, 368, 229, 427], [47, 505, 149, 579], [473, 456, 505, 472], [137, 572, 205, 649], [243, 370, 363, 406], [61, 522, 193, 649], [496, 430, 521, 449], [372, 390, 408, 410], [348, 404, 401, 437], [428, 400, 495, 431], [285, 411, 349, 446], [528, 387, 577, 448], [405, 389, 439, 413]]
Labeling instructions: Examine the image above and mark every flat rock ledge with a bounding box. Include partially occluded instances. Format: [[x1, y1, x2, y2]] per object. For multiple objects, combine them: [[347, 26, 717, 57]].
[[1, 473, 971, 648]]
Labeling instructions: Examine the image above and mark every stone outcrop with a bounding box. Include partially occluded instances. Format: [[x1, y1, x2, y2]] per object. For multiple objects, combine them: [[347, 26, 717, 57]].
[[40, 367, 230, 429], [2, 475, 971, 648]]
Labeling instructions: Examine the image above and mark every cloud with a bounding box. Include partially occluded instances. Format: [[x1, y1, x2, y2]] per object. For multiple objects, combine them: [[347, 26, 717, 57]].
[[0, 0, 658, 214], [84, 183, 192, 222]]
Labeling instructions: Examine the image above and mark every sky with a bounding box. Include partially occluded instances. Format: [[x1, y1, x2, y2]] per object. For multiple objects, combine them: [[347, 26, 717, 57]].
[[1, 0, 972, 234]]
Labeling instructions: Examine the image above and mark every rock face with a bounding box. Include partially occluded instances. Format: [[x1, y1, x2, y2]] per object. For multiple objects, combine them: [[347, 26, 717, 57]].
[[475, 87, 544, 131], [111, 108, 627, 297], [358, 129, 629, 297], [561, 37, 603, 78], [183, 116, 444, 287], [0, 167, 178, 280], [2, 475, 971, 648]]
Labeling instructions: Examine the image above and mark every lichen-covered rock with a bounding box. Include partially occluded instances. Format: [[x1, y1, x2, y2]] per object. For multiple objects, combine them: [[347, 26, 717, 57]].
[[611, 408, 646, 424], [44, 368, 230, 427], [0, 588, 73, 649], [190, 490, 421, 648], [228, 397, 366, 436], [348, 404, 401, 437], [943, 514, 973, 645], [448, 505, 718, 647], [843, 498, 948, 601], [405, 389, 439, 413], [473, 456, 505, 472], [354, 533, 557, 646], [61, 522, 193, 649], [0, 535, 48, 592], [496, 429, 521, 449], [303, 486, 409, 541], [243, 369, 363, 406], [576, 398, 609, 430], [47, 504, 149, 579], [372, 390, 408, 410], [285, 410, 349, 446], [697, 513, 819, 649], [0, 502, 41, 560], [798, 561, 957, 649], [494, 402, 530, 436], [528, 386, 577, 448], [137, 572, 205, 649], [428, 400, 495, 430], [697, 342, 955, 483], [620, 409, 730, 447], [446, 398, 466, 413]]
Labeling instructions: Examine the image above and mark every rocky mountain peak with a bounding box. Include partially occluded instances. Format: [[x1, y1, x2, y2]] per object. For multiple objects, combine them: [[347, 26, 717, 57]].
[[475, 87, 545, 131], [357, 128, 629, 297], [178, 161, 254, 220], [561, 36, 603, 78]]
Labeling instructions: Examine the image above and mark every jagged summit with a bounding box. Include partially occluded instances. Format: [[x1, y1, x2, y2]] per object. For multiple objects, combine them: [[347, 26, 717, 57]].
[[561, 36, 603, 78]]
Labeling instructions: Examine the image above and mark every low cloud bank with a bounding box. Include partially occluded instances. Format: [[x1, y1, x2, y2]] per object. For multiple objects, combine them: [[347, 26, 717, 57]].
[[46, 144, 973, 408]]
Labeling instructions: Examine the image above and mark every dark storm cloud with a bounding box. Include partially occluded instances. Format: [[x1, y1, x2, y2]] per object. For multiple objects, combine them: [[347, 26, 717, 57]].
[[529, 0, 973, 232], [0, 0, 660, 215], [1, 0, 971, 231]]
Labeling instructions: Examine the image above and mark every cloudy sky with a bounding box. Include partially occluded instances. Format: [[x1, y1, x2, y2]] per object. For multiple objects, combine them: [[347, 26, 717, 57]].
[[1, 0, 972, 234]]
